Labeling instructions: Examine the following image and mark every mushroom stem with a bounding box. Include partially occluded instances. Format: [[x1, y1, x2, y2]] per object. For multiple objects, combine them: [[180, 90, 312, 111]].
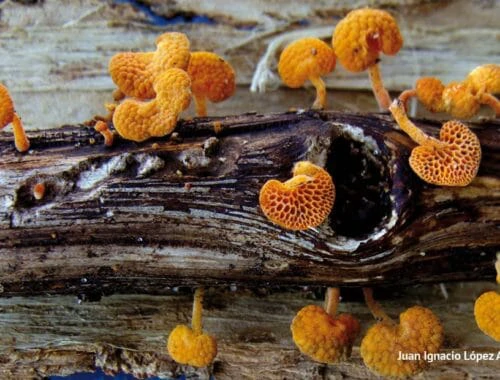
[[362, 287, 394, 324], [309, 75, 327, 110], [477, 92, 500, 117], [389, 99, 444, 148], [324, 287, 340, 317], [194, 95, 207, 117], [95, 121, 115, 147], [398, 89, 417, 110], [191, 287, 205, 335], [368, 64, 392, 110], [11, 113, 30, 152]]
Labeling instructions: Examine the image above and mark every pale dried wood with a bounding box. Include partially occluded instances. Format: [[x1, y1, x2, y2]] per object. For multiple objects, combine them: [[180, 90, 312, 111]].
[[0, 0, 499, 129], [1, 284, 499, 379]]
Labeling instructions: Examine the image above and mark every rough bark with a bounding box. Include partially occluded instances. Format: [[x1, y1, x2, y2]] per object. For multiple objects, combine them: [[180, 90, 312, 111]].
[[0, 111, 498, 296]]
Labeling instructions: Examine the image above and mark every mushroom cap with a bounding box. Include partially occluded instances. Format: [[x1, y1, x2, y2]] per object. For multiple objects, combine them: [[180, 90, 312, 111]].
[[464, 64, 500, 95], [259, 161, 335, 230], [442, 82, 480, 119], [187, 51, 236, 102], [409, 120, 481, 186], [167, 324, 218, 367], [332, 8, 403, 72], [0, 83, 15, 129], [291, 305, 360, 364], [109, 32, 190, 99], [112, 68, 191, 142], [278, 37, 336, 88], [360, 306, 444, 378], [415, 77, 445, 113], [474, 291, 500, 341]]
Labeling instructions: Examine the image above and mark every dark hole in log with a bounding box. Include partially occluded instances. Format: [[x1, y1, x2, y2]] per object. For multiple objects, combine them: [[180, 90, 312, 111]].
[[327, 137, 392, 237]]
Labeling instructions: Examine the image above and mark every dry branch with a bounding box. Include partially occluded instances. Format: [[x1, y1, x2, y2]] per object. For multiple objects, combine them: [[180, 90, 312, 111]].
[[0, 111, 498, 297]]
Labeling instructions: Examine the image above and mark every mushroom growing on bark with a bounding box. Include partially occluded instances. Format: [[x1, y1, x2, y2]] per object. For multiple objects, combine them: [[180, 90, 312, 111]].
[[259, 161, 335, 230], [187, 52, 236, 117], [332, 8, 403, 109], [360, 288, 444, 378], [389, 98, 481, 186], [399, 64, 500, 118], [0, 83, 30, 152], [291, 288, 360, 364], [474, 254, 500, 342], [112, 68, 191, 142], [167, 288, 217, 367], [278, 37, 336, 109], [109, 32, 191, 100]]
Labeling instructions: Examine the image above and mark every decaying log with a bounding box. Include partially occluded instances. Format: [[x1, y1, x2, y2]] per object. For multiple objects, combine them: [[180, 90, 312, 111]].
[[0, 111, 498, 297]]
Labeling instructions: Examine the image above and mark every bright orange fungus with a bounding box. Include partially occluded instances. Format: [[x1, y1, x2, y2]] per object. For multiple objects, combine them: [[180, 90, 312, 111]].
[[259, 161, 335, 230]]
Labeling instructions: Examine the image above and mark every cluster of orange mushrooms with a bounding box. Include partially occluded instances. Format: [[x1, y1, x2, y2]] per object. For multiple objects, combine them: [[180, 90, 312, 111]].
[[0, 6, 498, 379]]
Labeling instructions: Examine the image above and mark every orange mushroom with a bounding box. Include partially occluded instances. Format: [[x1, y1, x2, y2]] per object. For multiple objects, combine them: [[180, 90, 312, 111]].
[[473, 254, 500, 342], [360, 288, 444, 378], [291, 287, 360, 364], [259, 161, 335, 230], [0, 83, 30, 152], [112, 68, 191, 142], [463, 64, 500, 95], [389, 98, 481, 186], [167, 287, 217, 367], [399, 65, 500, 118], [187, 52, 236, 117], [33, 183, 46, 200], [332, 8, 403, 109], [278, 37, 336, 110], [94, 121, 115, 147], [109, 32, 191, 100]]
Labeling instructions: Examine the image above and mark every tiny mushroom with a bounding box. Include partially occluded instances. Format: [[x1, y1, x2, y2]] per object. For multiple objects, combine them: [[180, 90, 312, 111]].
[[94, 121, 115, 147], [291, 288, 360, 364], [0, 83, 30, 152], [112, 68, 191, 142], [473, 254, 500, 342], [278, 37, 336, 110], [389, 98, 481, 186], [187, 51, 236, 117], [332, 8, 403, 109], [33, 183, 46, 200], [259, 161, 335, 230], [109, 32, 191, 100], [360, 288, 444, 378], [167, 287, 217, 367]]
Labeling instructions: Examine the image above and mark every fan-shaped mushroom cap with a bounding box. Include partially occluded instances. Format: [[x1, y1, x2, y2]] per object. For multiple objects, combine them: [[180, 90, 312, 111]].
[[409, 120, 481, 186], [112, 68, 191, 142], [415, 77, 445, 113], [474, 291, 500, 342], [464, 64, 500, 94], [259, 161, 335, 230], [360, 306, 444, 378], [332, 8, 403, 73], [109, 32, 190, 99], [278, 38, 336, 88], [291, 305, 360, 364], [167, 324, 217, 367], [442, 82, 481, 119], [188, 51, 236, 103]]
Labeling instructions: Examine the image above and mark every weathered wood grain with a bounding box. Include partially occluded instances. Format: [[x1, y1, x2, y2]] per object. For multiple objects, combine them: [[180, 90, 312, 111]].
[[1, 284, 499, 379], [0, 111, 498, 296], [0, 0, 498, 129]]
